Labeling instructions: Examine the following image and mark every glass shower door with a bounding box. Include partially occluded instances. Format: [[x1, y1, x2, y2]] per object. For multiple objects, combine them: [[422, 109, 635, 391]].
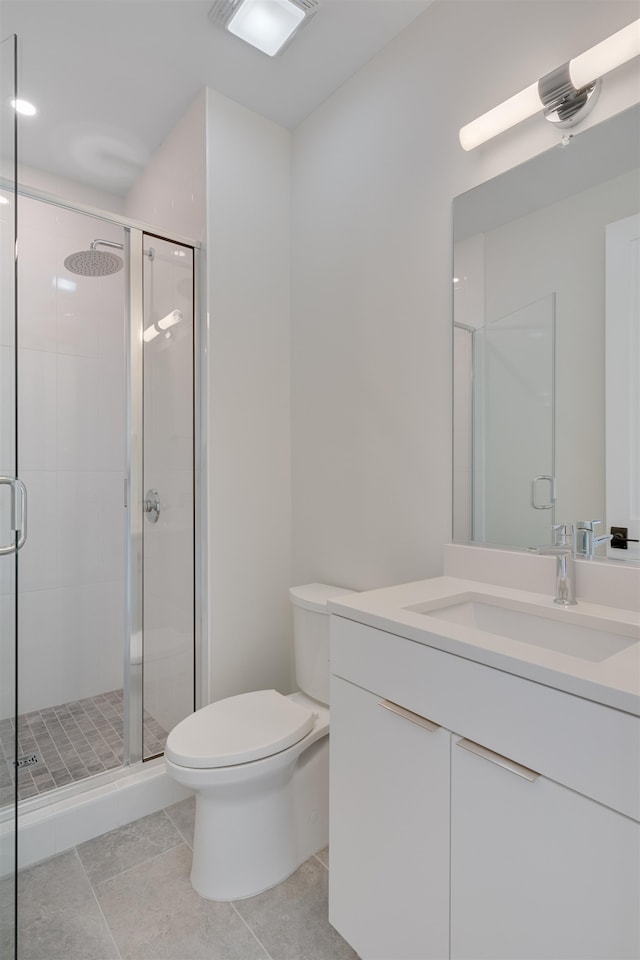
[[141, 234, 194, 758], [0, 32, 18, 959], [472, 295, 555, 548]]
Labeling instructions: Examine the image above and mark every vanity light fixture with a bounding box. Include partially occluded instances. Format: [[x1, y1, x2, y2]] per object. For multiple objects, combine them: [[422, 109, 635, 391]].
[[157, 309, 183, 331], [143, 324, 160, 343], [143, 309, 183, 343], [11, 98, 37, 116], [209, 0, 319, 56], [459, 18, 640, 150]]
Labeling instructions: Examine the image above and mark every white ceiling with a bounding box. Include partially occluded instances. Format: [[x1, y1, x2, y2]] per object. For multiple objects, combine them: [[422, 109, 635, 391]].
[[2, 0, 433, 195]]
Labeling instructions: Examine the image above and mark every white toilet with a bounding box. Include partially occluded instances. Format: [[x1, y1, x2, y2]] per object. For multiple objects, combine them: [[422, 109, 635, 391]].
[[164, 583, 354, 901]]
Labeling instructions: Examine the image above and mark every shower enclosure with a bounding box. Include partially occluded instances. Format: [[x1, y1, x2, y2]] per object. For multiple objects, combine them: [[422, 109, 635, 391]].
[[0, 33, 18, 960], [0, 80, 200, 947]]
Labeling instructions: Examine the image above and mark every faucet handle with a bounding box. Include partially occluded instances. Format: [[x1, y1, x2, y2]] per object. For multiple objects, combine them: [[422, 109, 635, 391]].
[[576, 520, 602, 532], [552, 522, 574, 546]]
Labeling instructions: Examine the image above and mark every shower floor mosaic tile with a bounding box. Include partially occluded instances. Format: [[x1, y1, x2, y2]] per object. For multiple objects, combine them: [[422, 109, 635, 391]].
[[0, 798, 357, 960], [0, 690, 168, 805]]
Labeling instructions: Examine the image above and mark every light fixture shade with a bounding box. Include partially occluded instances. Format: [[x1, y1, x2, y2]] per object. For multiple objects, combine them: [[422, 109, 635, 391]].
[[209, 0, 319, 56], [459, 82, 541, 151], [229, 0, 304, 55], [143, 324, 160, 343], [157, 309, 183, 331], [570, 19, 640, 89], [11, 98, 37, 116]]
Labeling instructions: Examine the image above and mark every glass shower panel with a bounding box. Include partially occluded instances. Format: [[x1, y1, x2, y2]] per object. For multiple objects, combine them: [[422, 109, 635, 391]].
[[0, 32, 18, 958], [472, 294, 555, 548], [142, 235, 194, 759], [13, 201, 127, 799]]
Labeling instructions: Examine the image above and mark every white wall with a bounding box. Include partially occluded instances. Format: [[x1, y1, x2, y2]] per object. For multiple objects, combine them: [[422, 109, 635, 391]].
[[125, 91, 206, 243], [18, 163, 124, 215], [206, 89, 293, 701], [290, 0, 639, 591]]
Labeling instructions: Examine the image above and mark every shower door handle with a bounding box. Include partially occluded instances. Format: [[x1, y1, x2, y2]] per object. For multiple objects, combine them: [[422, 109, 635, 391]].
[[531, 475, 556, 510], [0, 477, 27, 555]]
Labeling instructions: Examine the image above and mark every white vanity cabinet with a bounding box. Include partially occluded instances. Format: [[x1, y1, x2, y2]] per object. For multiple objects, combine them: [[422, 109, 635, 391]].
[[329, 675, 450, 960], [450, 735, 640, 960], [329, 614, 640, 960]]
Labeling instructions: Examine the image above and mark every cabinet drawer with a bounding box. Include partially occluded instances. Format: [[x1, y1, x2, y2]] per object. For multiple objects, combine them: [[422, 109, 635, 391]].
[[329, 676, 450, 959], [331, 615, 640, 820]]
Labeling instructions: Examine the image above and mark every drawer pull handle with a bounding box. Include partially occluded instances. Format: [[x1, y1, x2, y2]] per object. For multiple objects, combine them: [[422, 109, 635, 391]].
[[378, 699, 440, 732], [456, 738, 539, 782]]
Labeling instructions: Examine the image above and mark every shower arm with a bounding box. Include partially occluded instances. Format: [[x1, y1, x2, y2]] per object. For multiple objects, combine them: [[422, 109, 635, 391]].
[[91, 239, 154, 260]]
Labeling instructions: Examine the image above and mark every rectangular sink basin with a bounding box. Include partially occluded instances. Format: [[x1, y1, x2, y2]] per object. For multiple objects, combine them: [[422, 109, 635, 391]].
[[414, 598, 638, 663]]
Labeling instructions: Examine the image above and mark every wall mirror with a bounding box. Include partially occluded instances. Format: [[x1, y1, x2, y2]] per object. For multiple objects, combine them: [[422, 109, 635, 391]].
[[453, 104, 639, 562]]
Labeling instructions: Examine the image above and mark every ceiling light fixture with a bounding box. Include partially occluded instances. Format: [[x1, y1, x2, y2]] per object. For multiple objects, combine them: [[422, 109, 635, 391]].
[[459, 18, 640, 150], [209, 0, 319, 56]]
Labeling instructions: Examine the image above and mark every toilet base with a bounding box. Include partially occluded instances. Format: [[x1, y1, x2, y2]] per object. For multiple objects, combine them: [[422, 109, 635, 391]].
[[188, 731, 329, 900]]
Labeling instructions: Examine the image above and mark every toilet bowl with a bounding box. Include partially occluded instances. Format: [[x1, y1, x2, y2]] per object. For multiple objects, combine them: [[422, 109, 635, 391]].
[[164, 583, 354, 901]]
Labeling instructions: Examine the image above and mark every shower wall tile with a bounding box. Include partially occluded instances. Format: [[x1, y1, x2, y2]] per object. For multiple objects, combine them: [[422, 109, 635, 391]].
[[98, 281, 126, 363], [18, 584, 124, 714], [0, 550, 14, 599], [19, 192, 58, 238], [15, 471, 57, 594], [97, 358, 126, 471], [56, 583, 124, 699], [56, 354, 99, 471], [0, 345, 15, 474], [143, 634, 193, 735], [143, 468, 193, 613], [57, 471, 101, 586], [96, 473, 126, 584], [17, 349, 57, 471], [16, 588, 58, 713], [144, 326, 194, 472], [17, 230, 57, 353], [0, 594, 16, 721], [56, 278, 99, 358], [56, 472, 124, 587], [12, 303, 58, 355]]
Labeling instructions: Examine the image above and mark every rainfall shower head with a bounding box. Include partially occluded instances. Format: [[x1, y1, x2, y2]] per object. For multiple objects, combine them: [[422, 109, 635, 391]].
[[64, 239, 123, 277], [64, 249, 123, 277]]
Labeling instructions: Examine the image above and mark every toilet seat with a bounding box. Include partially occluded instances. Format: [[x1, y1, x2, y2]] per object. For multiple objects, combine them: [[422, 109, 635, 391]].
[[165, 689, 317, 769]]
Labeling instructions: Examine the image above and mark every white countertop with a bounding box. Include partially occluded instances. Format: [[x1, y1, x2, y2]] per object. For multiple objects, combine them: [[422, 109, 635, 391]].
[[328, 577, 640, 716]]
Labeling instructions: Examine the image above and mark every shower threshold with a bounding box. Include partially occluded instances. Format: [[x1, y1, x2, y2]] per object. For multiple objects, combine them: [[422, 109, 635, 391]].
[[0, 689, 167, 806]]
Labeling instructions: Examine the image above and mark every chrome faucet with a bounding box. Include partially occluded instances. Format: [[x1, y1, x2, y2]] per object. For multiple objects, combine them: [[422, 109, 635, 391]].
[[575, 520, 613, 558], [535, 522, 577, 606]]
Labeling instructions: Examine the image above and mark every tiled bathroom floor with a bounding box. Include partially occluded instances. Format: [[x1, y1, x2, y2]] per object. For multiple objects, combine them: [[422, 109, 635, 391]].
[[0, 796, 358, 960], [0, 690, 168, 805]]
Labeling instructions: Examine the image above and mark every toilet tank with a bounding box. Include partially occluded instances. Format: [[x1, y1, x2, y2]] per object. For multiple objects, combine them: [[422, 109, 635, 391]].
[[289, 583, 356, 705]]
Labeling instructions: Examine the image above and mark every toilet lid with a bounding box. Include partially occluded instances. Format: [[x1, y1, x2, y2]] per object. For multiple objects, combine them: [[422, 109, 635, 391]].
[[165, 689, 316, 768]]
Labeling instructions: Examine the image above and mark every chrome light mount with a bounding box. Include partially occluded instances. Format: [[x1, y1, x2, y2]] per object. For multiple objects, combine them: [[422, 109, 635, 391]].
[[538, 62, 602, 129]]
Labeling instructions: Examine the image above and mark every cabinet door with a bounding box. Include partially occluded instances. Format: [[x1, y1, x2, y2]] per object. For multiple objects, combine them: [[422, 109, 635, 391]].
[[451, 737, 640, 959], [329, 676, 450, 960]]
